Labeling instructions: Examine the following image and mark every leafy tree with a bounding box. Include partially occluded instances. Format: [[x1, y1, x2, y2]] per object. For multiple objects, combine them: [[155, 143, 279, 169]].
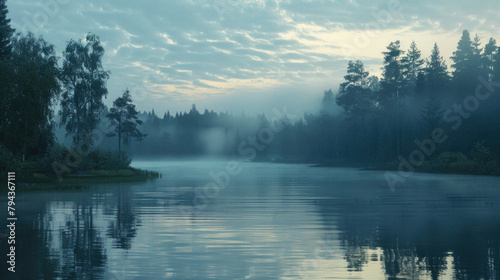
[[60, 33, 110, 145], [106, 89, 146, 154], [0, 0, 14, 59], [0, 33, 60, 160]]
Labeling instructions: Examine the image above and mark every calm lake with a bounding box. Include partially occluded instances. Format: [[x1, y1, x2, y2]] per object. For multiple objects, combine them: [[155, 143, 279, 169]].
[[2, 160, 500, 280]]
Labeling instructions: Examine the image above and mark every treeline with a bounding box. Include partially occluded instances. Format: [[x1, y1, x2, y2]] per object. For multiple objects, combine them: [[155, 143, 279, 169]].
[[124, 30, 500, 174], [328, 31, 500, 173], [1, 0, 499, 176]]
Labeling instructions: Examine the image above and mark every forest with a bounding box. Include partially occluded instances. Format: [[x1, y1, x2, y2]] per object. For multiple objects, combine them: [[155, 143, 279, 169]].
[[1, 0, 500, 178], [95, 30, 500, 175]]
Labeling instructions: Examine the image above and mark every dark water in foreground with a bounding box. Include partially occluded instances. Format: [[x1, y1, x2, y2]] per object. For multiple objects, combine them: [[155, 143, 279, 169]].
[[1, 160, 500, 280]]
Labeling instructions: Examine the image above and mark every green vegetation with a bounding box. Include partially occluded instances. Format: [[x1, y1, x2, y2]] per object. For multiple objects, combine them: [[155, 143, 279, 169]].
[[0, 1, 152, 190], [382, 142, 499, 176], [9, 168, 161, 192], [106, 89, 147, 154], [1, 143, 160, 192], [1, 0, 499, 181]]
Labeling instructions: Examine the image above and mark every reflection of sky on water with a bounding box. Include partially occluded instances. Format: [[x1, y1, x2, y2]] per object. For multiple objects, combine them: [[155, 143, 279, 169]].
[[2, 161, 500, 279]]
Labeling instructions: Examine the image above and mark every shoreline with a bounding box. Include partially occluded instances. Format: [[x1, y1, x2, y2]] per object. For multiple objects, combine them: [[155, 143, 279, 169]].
[[3, 168, 161, 192], [271, 158, 500, 177]]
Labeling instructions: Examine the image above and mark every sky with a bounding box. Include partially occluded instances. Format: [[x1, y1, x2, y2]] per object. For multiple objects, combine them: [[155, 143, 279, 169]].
[[7, 0, 500, 116]]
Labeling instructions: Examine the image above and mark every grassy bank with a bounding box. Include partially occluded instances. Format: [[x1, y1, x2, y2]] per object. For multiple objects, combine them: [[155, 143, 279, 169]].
[[7, 168, 162, 192], [1, 144, 162, 191]]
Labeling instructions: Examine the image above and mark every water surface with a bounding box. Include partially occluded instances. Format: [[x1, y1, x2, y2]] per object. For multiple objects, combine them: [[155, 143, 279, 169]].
[[2, 160, 500, 279]]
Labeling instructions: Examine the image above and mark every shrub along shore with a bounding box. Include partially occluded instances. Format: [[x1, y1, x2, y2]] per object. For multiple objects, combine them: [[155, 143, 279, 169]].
[[313, 142, 499, 176], [0, 144, 161, 192]]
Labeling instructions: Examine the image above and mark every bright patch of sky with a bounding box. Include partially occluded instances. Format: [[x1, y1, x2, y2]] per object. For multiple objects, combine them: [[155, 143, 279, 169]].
[[8, 0, 500, 115]]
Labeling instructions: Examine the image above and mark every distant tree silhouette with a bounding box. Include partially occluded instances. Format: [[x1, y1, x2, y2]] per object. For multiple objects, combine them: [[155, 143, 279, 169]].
[[321, 89, 336, 116], [380, 41, 405, 156], [106, 89, 146, 154], [380, 41, 405, 107], [483, 38, 497, 81], [402, 41, 424, 87], [451, 30, 487, 97], [336, 61, 374, 124], [425, 43, 449, 94], [451, 30, 475, 77]]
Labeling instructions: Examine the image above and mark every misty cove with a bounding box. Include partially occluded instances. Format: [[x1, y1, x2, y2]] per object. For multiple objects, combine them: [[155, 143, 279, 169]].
[[385, 77, 500, 190]]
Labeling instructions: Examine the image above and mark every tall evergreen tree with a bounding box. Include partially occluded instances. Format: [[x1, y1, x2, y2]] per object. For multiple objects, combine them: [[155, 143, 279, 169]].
[[425, 43, 449, 94], [493, 46, 500, 82], [471, 34, 486, 75], [336, 60, 374, 122], [451, 30, 485, 96], [402, 41, 424, 86], [379, 41, 405, 108], [490, 46, 500, 118], [483, 38, 497, 80], [60, 33, 110, 145], [451, 30, 474, 77], [379, 41, 405, 156], [0, 0, 14, 60]]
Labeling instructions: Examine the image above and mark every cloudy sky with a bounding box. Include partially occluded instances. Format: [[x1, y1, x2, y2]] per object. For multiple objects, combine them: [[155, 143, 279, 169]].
[[7, 0, 500, 115]]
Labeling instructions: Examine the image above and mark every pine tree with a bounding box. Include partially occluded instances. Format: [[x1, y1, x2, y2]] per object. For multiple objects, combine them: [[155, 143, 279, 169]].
[[483, 38, 497, 81], [336, 61, 374, 123], [0, 0, 14, 60], [425, 43, 449, 94], [450, 31, 488, 97], [493, 46, 500, 82], [106, 89, 147, 154], [380, 41, 404, 102], [402, 41, 424, 86], [471, 34, 485, 76], [490, 46, 500, 118], [421, 96, 444, 136], [378, 38, 405, 143], [379, 41, 405, 156], [451, 30, 474, 77]]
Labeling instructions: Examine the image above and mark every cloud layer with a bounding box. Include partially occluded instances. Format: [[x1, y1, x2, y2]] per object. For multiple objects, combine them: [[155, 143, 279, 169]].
[[8, 0, 500, 115]]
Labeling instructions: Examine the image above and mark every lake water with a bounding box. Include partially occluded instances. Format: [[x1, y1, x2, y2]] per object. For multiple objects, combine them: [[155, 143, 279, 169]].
[[2, 160, 500, 280]]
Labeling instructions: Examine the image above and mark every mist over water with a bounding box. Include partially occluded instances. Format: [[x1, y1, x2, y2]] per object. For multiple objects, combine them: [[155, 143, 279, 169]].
[[2, 1, 500, 279], [2, 160, 500, 280]]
